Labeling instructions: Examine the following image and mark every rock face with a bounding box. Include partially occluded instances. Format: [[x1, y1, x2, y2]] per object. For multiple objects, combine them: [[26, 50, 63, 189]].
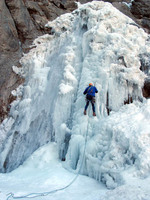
[[0, 0, 150, 123], [0, 0, 76, 123], [131, 0, 150, 32], [0, 0, 23, 122]]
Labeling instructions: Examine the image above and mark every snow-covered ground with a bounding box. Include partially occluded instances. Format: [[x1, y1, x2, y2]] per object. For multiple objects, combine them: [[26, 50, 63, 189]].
[[0, 137, 150, 200], [0, 143, 107, 200], [0, 1, 150, 200]]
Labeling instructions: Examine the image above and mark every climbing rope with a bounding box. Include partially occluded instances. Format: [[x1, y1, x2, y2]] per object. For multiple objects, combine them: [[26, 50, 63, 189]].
[[7, 117, 89, 200]]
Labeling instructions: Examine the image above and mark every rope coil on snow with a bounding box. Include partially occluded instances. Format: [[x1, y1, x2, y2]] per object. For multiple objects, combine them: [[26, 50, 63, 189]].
[[6, 117, 89, 200]]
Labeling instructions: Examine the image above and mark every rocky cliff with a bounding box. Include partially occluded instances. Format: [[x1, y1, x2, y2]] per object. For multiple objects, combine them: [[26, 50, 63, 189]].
[[0, 0, 150, 123]]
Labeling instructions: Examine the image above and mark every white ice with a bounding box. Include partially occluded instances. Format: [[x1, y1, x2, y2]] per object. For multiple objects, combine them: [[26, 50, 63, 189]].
[[0, 142, 106, 200], [0, 140, 150, 200], [0, 1, 150, 200]]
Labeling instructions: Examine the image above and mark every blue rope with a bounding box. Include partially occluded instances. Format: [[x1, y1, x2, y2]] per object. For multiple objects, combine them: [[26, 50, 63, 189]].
[[6, 118, 89, 200]]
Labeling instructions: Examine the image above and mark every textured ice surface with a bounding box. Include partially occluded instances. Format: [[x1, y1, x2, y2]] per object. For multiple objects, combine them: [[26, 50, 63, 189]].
[[0, 1, 150, 191]]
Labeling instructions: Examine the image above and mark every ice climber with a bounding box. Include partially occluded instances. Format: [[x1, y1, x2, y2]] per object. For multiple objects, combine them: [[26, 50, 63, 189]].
[[83, 83, 98, 116]]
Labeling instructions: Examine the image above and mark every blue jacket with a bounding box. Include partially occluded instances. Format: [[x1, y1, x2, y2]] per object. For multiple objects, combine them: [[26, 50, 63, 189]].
[[83, 86, 98, 97]]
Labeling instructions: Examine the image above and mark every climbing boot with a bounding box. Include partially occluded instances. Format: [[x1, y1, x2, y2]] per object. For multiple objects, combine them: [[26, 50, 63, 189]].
[[84, 110, 86, 115], [93, 112, 96, 116]]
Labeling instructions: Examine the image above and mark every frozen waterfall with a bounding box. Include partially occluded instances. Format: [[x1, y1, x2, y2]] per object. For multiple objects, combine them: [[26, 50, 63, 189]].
[[0, 1, 150, 189]]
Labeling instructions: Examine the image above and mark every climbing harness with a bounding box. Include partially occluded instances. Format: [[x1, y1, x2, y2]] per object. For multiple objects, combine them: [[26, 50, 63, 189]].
[[7, 118, 89, 200]]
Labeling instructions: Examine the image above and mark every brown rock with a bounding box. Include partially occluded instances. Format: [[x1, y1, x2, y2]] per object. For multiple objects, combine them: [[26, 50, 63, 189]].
[[112, 2, 136, 21], [25, 1, 49, 30], [142, 18, 150, 33], [63, 1, 77, 11], [0, 0, 22, 123], [131, 0, 150, 19], [143, 80, 150, 98], [131, 0, 150, 33], [5, 0, 40, 47], [102, 0, 131, 3], [0, 0, 19, 52]]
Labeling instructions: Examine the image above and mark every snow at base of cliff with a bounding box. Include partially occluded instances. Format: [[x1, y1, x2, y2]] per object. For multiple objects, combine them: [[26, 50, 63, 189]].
[[0, 1, 150, 200]]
